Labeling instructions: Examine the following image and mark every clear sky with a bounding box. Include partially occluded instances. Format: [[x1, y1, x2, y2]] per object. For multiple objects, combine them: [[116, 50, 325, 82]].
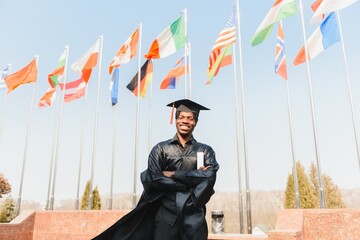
[[0, 0, 359, 206]]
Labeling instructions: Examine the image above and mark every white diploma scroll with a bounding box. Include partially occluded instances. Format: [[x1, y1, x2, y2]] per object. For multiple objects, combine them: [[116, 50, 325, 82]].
[[197, 151, 204, 169]]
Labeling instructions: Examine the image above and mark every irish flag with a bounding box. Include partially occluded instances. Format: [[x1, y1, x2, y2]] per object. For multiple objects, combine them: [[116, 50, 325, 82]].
[[71, 38, 100, 83], [251, 0, 297, 47], [145, 15, 186, 59], [48, 49, 66, 88]]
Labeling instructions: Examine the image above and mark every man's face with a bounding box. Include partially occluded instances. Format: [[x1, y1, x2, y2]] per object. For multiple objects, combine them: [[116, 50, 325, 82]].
[[176, 111, 197, 137]]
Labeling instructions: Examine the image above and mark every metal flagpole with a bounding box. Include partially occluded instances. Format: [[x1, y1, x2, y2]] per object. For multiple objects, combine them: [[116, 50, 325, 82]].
[[46, 81, 60, 210], [231, 45, 244, 233], [50, 46, 69, 210], [188, 42, 192, 99], [183, 9, 188, 98], [132, 23, 142, 208], [298, 0, 326, 208], [75, 83, 89, 210], [336, 11, 360, 173], [16, 55, 39, 216], [0, 64, 11, 145], [148, 76, 153, 154], [235, 0, 252, 233], [284, 80, 300, 208], [89, 35, 104, 209], [109, 105, 117, 209]]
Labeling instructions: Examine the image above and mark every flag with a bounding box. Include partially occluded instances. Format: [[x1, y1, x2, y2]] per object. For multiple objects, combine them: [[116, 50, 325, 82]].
[[109, 68, 120, 106], [144, 15, 186, 59], [126, 60, 153, 97], [38, 87, 56, 108], [311, 0, 325, 22], [207, 10, 236, 76], [48, 49, 66, 88], [5, 58, 37, 94], [160, 55, 188, 89], [275, 21, 288, 80], [293, 12, 340, 66], [311, 0, 358, 23], [251, 0, 297, 46], [109, 27, 139, 74], [71, 39, 100, 83], [206, 44, 232, 85], [59, 78, 86, 103], [0, 67, 9, 89]]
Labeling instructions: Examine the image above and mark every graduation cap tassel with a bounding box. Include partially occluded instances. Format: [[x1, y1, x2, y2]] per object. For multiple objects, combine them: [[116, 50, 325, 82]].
[[170, 103, 175, 124]]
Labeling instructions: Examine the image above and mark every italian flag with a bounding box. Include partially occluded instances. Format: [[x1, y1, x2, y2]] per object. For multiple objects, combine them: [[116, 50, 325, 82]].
[[48, 49, 66, 88], [251, 0, 297, 47], [145, 16, 186, 59]]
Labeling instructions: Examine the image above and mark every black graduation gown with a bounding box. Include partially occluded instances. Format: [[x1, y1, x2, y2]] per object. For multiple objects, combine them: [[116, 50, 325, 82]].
[[92, 137, 218, 240]]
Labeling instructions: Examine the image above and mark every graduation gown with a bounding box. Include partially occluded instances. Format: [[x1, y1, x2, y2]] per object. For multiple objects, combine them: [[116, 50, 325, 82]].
[[92, 135, 219, 240]]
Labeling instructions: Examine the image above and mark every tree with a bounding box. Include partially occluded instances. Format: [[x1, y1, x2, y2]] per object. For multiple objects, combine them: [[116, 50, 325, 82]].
[[284, 161, 317, 209], [92, 186, 101, 210], [309, 162, 345, 208], [81, 180, 91, 210], [0, 196, 16, 223], [80, 180, 101, 210], [0, 174, 11, 198]]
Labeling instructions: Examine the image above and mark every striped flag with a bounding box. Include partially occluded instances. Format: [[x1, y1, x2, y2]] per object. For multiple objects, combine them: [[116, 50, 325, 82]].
[[293, 12, 340, 65], [251, 0, 297, 46], [311, 0, 358, 23], [145, 15, 186, 59], [0, 67, 9, 89], [160, 55, 188, 89], [126, 60, 153, 97], [38, 87, 56, 108], [48, 49, 66, 88], [275, 21, 288, 80], [207, 10, 236, 82], [71, 38, 100, 83], [207, 45, 232, 85], [311, 0, 325, 22], [109, 27, 139, 74], [59, 78, 86, 103]]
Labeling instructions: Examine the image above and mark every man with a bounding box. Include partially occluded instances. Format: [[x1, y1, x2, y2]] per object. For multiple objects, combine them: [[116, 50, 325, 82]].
[[93, 99, 219, 240]]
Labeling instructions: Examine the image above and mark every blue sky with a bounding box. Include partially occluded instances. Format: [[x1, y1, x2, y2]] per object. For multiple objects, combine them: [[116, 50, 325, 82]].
[[0, 0, 359, 205]]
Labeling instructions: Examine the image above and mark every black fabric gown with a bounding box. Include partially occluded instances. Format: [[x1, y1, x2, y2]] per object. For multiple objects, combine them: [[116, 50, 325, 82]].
[[92, 135, 219, 240]]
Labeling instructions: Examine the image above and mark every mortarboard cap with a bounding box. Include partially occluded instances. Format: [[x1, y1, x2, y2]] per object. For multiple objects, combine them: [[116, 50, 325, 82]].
[[167, 99, 209, 124], [167, 99, 210, 114]]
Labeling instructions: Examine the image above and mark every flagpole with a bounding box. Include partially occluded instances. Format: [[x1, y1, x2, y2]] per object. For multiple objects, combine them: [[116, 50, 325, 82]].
[[89, 35, 104, 209], [49, 46, 69, 210], [16, 55, 39, 216], [75, 83, 89, 210], [284, 80, 300, 208], [183, 8, 188, 98], [336, 11, 360, 173], [231, 44, 244, 233], [236, 0, 252, 233], [298, 0, 326, 208], [188, 42, 192, 99], [133, 23, 142, 208], [148, 77, 153, 154], [109, 105, 117, 210], [46, 82, 60, 210], [0, 64, 11, 145]]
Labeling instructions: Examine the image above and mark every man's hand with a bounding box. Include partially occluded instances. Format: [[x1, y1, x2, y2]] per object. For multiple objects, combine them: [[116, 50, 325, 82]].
[[163, 171, 175, 178], [198, 166, 210, 171]]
